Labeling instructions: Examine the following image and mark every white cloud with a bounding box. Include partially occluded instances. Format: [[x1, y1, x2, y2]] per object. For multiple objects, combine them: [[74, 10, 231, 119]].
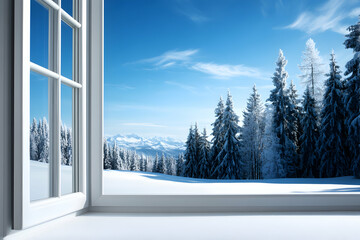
[[191, 62, 264, 79], [139, 49, 198, 69], [285, 0, 359, 34], [175, 0, 209, 23]]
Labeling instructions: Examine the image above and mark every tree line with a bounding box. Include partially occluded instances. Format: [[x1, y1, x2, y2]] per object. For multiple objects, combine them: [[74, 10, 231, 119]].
[[103, 139, 184, 175], [30, 118, 73, 166], [182, 18, 360, 179]]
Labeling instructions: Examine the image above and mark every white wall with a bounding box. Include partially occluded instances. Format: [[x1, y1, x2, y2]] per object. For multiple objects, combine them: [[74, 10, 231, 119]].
[[0, 0, 14, 237]]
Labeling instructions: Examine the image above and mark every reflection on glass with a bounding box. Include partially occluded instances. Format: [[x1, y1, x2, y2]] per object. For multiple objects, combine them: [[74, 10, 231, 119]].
[[61, 21, 73, 80], [30, 71, 50, 201], [61, 0, 73, 17], [30, 0, 49, 68], [61, 84, 74, 195]]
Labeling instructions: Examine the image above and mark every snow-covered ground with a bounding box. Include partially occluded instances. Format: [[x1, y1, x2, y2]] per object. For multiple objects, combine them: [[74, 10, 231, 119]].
[[104, 170, 360, 195], [31, 161, 360, 198], [30, 160, 73, 201]]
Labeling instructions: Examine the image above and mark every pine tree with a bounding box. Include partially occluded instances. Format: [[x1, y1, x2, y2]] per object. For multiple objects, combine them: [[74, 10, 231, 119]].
[[184, 126, 198, 178], [210, 97, 225, 178], [319, 51, 347, 178], [30, 118, 39, 160], [198, 128, 211, 178], [241, 85, 265, 179], [176, 154, 184, 176], [103, 139, 112, 169], [158, 153, 166, 174], [343, 17, 360, 178], [39, 118, 49, 163], [287, 80, 303, 177], [111, 142, 122, 170], [299, 38, 324, 104], [212, 91, 242, 179], [268, 50, 297, 178], [144, 156, 149, 172], [261, 104, 282, 178], [152, 153, 159, 173], [166, 156, 174, 175], [65, 128, 72, 165], [300, 86, 319, 177]]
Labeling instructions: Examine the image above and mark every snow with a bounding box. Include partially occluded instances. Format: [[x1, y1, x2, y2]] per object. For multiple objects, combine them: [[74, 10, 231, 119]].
[[30, 160, 73, 201], [31, 160, 360, 197], [104, 170, 360, 195]]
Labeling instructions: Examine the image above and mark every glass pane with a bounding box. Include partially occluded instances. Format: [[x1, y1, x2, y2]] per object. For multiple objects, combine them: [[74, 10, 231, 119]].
[[61, 21, 73, 80], [30, 71, 50, 201], [30, 0, 49, 68], [62, 0, 73, 17], [61, 84, 74, 195]]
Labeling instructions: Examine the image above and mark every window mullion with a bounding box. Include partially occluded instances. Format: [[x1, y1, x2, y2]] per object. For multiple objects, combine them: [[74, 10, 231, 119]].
[[49, 2, 61, 198]]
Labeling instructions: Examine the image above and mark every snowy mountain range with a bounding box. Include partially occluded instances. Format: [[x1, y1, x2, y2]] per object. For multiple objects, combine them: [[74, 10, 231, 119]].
[[106, 134, 185, 158]]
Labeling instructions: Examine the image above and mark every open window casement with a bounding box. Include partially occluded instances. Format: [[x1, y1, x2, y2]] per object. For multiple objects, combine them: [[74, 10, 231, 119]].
[[14, 0, 87, 229]]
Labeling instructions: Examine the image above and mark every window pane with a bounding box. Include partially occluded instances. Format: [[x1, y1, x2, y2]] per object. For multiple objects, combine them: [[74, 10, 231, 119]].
[[30, 71, 50, 201], [61, 21, 73, 80], [62, 0, 73, 17], [61, 84, 74, 195], [30, 0, 49, 68]]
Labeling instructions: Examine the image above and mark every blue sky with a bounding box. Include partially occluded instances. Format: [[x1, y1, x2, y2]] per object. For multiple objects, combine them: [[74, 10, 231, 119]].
[[30, 0, 74, 128], [30, 0, 359, 140], [104, 0, 359, 140]]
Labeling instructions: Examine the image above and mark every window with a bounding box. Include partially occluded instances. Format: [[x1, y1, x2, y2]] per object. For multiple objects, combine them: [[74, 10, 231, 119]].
[[14, 0, 86, 229], [90, 0, 360, 211]]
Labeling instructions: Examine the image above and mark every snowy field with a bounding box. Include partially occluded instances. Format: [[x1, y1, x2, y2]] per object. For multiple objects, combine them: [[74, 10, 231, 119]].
[[30, 160, 73, 201], [104, 170, 360, 195], [31, 161, 360, 197]]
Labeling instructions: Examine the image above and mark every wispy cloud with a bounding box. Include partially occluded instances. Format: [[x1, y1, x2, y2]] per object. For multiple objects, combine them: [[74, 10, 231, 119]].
[[284, 0, 359, 34], [174, 0, 209, 23], [138, 49, 198, 69], [120, 123, 167, 128], [191, 62, 265, 79], [165, 81, 197, 93]]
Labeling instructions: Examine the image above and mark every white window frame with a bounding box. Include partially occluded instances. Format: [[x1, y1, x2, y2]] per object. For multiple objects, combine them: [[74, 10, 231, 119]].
[[89, 0, 360, 213], [14, 0, 87, 229]]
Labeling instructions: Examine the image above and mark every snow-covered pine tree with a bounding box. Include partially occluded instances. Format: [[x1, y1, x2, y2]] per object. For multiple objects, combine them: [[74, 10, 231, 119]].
[[39, 118, 49, 163], [111, 142, 122, 170], [261, 104, 282, 179], [103, 138, 112, 169], [65, 128, 72, 165], [166, 156, 174, 175], [184, 126, 198, 178], [158, 153, 166, 174], [268, 50, 297, 178], [318, 51, 347, 178], [287, 80, 303, 177], [60, 124, 67, 165], [30, 118, 39, 160], [300, 86, 320, 177], [343, 17, 360, 178], [176, 154, 184, 176], [210, 97, 225, 178], [198, 128, 211, 178], [144, 156, 149, 172], [152, 153, 159, 173], [212, 91, 242, 179], [241, 85, 265, 179], [129, 151, 140, 171], [299, 38, 324, 104]]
